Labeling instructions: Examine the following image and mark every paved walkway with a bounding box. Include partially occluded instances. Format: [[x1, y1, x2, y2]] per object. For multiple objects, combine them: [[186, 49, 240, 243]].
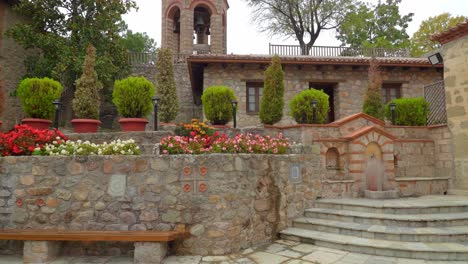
[[1, 240, 467, 264]]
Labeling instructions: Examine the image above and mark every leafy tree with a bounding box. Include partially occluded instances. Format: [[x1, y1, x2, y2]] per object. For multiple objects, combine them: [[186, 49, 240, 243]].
[[155, 48, 179, 123], [260, 55, 284, 125], [121, 30, 157, 53], [337, 0, 413, 49], [362, 58, 384, 120], [0, 66, 4, 118], [410, 13, 467, 57], [6, 0, 136, 89], [245, 0, 358, 55], [72, 45, 103, 120]]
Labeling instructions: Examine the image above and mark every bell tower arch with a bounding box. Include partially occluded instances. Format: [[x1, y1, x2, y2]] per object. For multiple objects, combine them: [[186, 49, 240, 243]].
[[162, 0, 229, 57]]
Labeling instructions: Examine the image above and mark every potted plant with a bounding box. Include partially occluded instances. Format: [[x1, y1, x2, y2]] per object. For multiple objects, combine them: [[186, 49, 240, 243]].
[[113, 76, 155, 131], [71, 44, 103, 133], [201, 85, 237, 127], [16, 77, 63, 130]]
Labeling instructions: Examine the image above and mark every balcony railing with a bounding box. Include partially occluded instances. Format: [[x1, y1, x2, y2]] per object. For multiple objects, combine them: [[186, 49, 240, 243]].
[[128, 52, 157, 66], [269, 44, 411, 57]]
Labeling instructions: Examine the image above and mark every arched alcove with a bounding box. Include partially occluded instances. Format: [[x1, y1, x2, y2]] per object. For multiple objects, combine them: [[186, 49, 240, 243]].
[[326, 147, 340, 169]]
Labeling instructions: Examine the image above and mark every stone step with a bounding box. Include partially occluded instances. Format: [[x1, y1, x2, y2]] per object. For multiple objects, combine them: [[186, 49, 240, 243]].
[[316, 196, 468, 214], [304, 208, 468, 227], [293, 217, 468, 242], [280, 227, 468, 261]]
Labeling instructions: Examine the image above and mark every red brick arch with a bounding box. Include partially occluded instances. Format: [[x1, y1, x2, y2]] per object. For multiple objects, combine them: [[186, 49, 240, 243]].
[[165, 0, 183, 18], [189, 0, 218, 15]]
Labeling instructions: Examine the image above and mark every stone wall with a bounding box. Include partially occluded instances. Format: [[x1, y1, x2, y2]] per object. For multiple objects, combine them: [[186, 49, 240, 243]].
[[203, 64, 442, 127], [0, 2, 34, 130], [0, 150, 321, 256], [440, 35, 468, 191]]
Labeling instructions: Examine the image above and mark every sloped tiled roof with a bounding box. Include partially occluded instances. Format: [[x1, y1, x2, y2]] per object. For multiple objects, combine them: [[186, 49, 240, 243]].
[[187, 54, 440, 67], [431, 21, 468, 45]]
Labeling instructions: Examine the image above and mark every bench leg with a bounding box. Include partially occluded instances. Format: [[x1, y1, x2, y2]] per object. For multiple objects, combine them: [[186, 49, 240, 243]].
[[23, 241, 61, 263], [134, 242, 167, 264]]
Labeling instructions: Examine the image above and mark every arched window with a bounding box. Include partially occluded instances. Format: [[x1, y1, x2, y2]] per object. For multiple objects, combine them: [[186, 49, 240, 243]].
[[326, 148, 340, 169]]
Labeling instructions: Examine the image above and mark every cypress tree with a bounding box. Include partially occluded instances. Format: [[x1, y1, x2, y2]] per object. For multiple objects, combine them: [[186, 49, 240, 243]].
[[155, 48, 179, 122], [72, 44, 103, 119], [363, 58, 384, 119], [260, 55, 284, 125]]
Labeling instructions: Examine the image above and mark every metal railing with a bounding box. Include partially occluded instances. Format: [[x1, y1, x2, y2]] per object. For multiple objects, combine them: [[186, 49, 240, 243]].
[[128, 52, 157, 66], [269, 44, 411, 57], [424, 80, 447, 125]]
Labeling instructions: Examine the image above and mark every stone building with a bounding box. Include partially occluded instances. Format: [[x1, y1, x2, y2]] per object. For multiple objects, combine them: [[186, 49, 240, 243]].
[[161, 0, 443, 127], [432, 21, 468, 194], [0, 0, 30, 129]]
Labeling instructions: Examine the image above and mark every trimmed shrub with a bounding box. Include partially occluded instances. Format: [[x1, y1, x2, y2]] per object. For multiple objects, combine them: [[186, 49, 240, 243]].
[[113, 77, 155, 118], [290, 89, 329, 124], [260, 55, 284, 125], [363, 58, 384, 119], [155, 48, 179, 122], [16, 77, 63, 119], [385, 97, 429, 126], [201, 86, 237, 125], [72, 44, 103, 119]]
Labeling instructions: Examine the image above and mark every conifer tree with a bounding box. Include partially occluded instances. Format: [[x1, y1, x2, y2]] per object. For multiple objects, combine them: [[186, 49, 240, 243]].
[[363, 58, 384, 120], [260, 55, 284, 125], [155, 48, 179, 122], [72, 45, 103, 119]]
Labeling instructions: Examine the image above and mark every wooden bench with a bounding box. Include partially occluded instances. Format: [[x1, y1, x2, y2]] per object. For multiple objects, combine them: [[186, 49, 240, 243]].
[[0, 229, 188, 264]]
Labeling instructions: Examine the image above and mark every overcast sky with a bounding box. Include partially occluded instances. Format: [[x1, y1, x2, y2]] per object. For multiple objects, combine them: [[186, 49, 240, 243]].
[[123, 0, 468, 55]]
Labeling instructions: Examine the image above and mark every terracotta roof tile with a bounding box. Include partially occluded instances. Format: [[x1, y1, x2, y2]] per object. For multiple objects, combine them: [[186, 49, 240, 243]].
[[187, 54, 440, 67], [431, 20, 468, 45]]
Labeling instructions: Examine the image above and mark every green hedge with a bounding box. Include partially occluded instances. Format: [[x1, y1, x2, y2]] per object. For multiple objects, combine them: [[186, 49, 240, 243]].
[[289, 88, 329, 124], [385, 97, 429, 126], [113, 77, 155, 118], [201, 86, 237, 125], [17, 77, 63, 119]]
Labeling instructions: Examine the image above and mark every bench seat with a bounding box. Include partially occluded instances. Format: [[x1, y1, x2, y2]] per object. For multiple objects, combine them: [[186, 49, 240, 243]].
[[0, 229, 188, 264]]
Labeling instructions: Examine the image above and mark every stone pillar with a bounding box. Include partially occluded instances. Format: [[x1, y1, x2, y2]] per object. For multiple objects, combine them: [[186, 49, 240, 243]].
[[134, 242, 167, 264], [23, 241, 61, 263], [180, 9, 194, 56], [438, 35, 468, 193]]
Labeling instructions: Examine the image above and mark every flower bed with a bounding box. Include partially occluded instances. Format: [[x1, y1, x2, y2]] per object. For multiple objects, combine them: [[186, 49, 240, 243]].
[[35, 139, 140, 156], [0, 125, 140, 156], [160, 120, 289, 155], [0, 125, 67, 156]]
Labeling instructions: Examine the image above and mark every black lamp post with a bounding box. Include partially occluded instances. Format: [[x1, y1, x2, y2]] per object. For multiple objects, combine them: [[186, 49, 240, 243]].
[[311, 99, 318, 124], [390, 102, 397, 125], [231, 100, 238, 128], [152, 96, 160, 131], [52, 100, 62, 129]]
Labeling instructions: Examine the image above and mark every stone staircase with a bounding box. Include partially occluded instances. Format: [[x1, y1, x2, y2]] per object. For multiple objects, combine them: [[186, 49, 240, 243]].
[[280, 195, 468, 261]]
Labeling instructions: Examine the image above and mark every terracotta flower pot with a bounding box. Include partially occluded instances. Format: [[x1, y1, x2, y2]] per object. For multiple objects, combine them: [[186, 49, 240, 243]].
[[22, 118, 52, 130], [119, 118, 148, 132], [71, 119, 101, 133]]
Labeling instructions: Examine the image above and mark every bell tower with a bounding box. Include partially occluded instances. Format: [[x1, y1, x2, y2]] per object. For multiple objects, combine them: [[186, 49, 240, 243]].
[[162, 0, 229, 57]]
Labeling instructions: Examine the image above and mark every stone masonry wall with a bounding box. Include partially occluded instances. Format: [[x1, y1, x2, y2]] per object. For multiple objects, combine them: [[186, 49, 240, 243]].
[[0, 150, 321, 256], [0, 2, 35, 130], [203, 64, 442, 127], [441, 35, 468, 190]]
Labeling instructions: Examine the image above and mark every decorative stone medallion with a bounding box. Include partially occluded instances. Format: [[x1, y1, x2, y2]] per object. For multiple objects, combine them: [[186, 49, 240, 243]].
[[183, 184, 192, 193], [199, 166, 208, 176], [16, 198, 23, 207], [198, 183, 208, 193], [108, 174, 126, 197], [36, 198, 45, 207], [183, 166, 192, 176]]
